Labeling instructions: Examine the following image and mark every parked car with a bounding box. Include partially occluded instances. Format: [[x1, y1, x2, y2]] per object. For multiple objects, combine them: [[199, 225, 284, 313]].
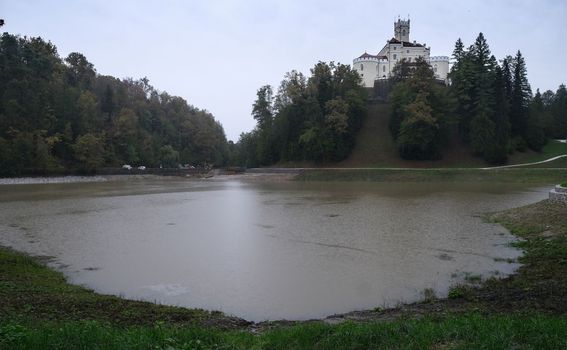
[[137, 166, 146, 170], [122, 164, 132, 170]]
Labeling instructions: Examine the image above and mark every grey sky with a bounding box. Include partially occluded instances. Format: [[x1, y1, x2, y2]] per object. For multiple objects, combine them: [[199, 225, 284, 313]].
[[3, 0, 566, 141]]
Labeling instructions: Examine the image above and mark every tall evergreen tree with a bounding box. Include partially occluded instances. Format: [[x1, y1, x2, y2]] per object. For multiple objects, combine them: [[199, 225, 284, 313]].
[[509, 50, 532, 141], [526, 89, 547, 151], [551, 84, 567, 138]]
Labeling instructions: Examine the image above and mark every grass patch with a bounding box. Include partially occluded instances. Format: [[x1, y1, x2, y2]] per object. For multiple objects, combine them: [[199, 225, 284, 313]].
[[508, 140, 567, 165], [1, 314, 566, 349], [297, 168, 567, 183], [519, 155, 567, 168], [483, 200, 567, 313]]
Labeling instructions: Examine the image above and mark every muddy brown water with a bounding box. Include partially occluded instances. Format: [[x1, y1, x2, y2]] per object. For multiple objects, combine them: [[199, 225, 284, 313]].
[[0, 177, 550, 321]]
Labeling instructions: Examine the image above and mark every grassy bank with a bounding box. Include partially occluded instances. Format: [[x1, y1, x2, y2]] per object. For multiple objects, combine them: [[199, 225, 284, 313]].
[[297, 167, 567, 183], [1, 200, 567, 349], [2, 314, 565, 349]]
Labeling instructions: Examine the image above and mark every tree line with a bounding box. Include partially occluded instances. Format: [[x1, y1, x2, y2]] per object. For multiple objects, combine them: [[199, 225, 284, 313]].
[[390, 33, 567, 163], [230, 62, 367, 166], [0, 33, 229, 176]]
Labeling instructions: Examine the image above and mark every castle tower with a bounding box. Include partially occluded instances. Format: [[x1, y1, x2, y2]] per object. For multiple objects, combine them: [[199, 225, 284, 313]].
[[394, 18, 410, 42]]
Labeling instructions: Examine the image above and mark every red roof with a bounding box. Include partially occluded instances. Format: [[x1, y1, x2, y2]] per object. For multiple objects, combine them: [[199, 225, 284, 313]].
[[387, 38, 425, 47], [358, 52, 377, 59], [357, 52, 388, 60], [403, 41, 424, 48]]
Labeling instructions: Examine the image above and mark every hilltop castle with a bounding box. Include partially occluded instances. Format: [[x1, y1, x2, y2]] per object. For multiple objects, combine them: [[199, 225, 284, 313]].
[[353, 18, 449, 87]]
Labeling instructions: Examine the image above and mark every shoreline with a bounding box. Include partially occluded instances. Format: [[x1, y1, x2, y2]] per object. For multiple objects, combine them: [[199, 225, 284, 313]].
[[0, 166, 565, 185], [0, 175, 109, 185]]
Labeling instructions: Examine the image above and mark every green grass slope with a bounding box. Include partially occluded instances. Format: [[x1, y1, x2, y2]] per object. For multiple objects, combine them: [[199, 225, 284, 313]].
[[338, 103, 485, 168]]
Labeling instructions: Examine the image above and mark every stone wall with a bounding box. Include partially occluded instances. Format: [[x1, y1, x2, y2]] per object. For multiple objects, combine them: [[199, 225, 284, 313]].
[[549, 185, 567, 204]]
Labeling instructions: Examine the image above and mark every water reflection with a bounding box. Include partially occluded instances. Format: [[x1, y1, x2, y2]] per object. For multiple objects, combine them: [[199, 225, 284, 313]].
[[0, 178, 548, 321]]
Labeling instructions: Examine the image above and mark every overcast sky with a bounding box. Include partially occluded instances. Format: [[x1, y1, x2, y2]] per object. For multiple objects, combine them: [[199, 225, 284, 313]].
[[3, 0, 566, 141]]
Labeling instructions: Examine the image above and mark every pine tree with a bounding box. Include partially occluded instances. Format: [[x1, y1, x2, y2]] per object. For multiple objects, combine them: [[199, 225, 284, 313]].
[[452, 38, 465, 64], [450, 48, 475, 140], [509, 50, 532, 142], [489, 65, 511, 163], [551, 85, 567, 138], [526, 89, 546, 151], [501, 56, 513, 104]]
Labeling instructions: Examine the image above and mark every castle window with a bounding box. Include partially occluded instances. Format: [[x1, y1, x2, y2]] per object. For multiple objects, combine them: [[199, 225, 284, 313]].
[[383, 66, 386, 72], [407, 50, 409, 53], [393, 54, 397, 60], [361, 64, 363, 71]]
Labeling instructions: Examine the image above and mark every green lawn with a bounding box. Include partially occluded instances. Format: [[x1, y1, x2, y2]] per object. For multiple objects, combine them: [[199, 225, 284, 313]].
[[504, 140, 567, 165], [2, 314, 566, 349], [297, 168, 567, 183]]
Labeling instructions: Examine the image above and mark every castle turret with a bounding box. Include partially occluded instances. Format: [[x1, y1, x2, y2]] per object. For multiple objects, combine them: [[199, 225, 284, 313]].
[[429, 56, 450, 83], [394, 18, 410, 42]]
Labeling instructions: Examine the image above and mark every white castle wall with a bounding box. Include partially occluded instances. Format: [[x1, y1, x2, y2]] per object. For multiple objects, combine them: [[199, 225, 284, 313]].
[[353, 57, 388, 88], [353, 58, 378, 88], [430, 56, 450, 82]]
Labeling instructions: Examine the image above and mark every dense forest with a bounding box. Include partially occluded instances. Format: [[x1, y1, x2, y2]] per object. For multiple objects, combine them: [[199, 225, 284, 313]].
[[390, 33, 567, 163], [230, 62, 367, 166], [3, 32, 566, 174], [0, 33, 228, 176]]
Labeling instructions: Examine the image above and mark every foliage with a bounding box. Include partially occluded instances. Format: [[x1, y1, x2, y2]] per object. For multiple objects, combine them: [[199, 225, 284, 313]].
[[0, 33, 228, 176], [73, 133, 105, 172], [2, 314, 567, 349], [445, 33, 563, 164], [389, 58, 450, 160], [542, 84, 567, 139], [447, 286, 466, 299], [233, 62, 367, 166]]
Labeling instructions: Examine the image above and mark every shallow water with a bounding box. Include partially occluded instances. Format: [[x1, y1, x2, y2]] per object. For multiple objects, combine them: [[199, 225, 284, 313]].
[[0, 177, 549, 321]]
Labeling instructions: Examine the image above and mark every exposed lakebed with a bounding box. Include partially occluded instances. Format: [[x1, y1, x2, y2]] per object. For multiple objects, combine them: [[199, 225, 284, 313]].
[[0, 177, 549, 321]]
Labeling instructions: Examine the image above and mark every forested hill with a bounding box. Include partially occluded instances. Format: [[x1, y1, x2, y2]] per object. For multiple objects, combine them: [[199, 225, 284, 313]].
[[0, 33, 229, 176], [232, 33, 567, 167]]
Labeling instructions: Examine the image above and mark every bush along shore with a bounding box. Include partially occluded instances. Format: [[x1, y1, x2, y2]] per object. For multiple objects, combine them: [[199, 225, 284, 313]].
[[1, 199, 567, 349]]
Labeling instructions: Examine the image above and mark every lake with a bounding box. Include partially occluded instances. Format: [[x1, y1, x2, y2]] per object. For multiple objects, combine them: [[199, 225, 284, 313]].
[[0, 177, 548, 321]]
